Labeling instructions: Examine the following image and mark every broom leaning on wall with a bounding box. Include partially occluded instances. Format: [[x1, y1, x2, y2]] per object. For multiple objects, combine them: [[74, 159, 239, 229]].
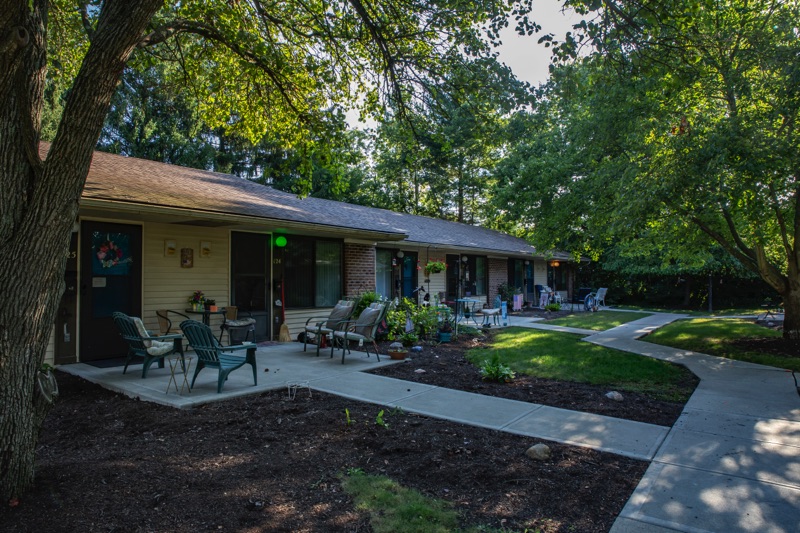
[[278, 278, 291, 342]]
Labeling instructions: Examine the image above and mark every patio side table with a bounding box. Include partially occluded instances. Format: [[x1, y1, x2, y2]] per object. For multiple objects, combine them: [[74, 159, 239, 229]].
[[166, 355, 193, 395]]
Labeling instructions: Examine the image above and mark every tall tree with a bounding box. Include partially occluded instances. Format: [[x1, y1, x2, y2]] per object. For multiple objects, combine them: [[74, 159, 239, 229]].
[[0, 0, 538, 501], [497, 0, 800, 341], [371, 56, 530, 221]]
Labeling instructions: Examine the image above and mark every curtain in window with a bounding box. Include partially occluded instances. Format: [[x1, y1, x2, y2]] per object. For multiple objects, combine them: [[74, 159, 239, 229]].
[[285, 240, 313, 307], [376, 249, 393, 299], [475, 257, 487, 295], [315, 241, 342, 306]]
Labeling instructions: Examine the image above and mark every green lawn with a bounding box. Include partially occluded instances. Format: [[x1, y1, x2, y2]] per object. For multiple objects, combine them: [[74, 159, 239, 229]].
[[643, 318, 799, 371], [467, 327, 695, 402], [341, 470, 460, 533], [614, 305, 763, 317], [546, 310, 651, 331]]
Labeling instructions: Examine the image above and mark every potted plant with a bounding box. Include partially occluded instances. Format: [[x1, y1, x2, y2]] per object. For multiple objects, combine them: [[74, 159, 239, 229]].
[[387, 342, 408, 360], [189, 290, 205, 311], [205, 299, 217, 312], [423, 259, 446, 276], [437, 318, 453, 342]]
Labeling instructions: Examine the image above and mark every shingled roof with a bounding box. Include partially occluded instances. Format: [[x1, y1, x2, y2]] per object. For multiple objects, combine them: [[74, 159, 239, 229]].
[[52, 144, 562, 258]]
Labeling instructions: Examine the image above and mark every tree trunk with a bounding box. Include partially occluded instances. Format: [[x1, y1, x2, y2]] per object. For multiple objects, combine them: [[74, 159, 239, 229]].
[[781, 288, 800, 342], [0, 0, 163, 503]]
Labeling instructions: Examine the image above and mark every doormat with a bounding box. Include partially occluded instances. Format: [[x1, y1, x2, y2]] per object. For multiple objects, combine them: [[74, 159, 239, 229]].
[[257, 340, 280, 348], [85, 356, 135, 368]]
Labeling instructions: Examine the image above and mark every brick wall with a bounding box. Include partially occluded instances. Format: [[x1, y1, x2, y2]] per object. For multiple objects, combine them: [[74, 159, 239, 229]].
[[344, 243, 376, 298], [487, 258, 507, 303]]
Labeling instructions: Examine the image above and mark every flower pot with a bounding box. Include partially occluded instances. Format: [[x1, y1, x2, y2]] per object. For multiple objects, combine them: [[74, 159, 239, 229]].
[[388, 351, 407, 360], [209, 305, 218, 312], [438, 332, 451, 343]]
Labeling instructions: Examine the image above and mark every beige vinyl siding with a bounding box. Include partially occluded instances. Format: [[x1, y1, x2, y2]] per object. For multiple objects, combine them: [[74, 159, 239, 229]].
[[141, 223, 232, 333]]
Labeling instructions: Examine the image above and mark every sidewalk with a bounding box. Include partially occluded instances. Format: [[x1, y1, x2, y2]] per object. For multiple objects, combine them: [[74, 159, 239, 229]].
[[577, 313, 800, 533]]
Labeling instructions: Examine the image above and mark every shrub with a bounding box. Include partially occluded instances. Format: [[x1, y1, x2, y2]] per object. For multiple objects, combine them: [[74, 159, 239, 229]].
[[397, 331, 418, 347], [411, 305, 440, 338], [545, 303, 561, 312], [353, 290, 381, 317], [479, 354, 516, 382], [497, 282, 519, 304]]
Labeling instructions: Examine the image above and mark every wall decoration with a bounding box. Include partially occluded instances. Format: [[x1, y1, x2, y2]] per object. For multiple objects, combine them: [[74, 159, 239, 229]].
[[92, 232, 133, 275], [164, 239, 177, 257], [181, 248, 193, 268], [199, 241, 211, 258]]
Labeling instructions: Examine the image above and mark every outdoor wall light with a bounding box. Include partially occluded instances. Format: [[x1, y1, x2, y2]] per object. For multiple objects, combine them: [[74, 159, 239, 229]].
[[550, 260, 560, 267], [396, 250, 404, 258], [461, 256, 468, 262]]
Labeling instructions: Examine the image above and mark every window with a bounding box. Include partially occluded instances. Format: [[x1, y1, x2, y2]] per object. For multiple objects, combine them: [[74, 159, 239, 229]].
[[376, 249, 394, 299], [449, 254, 487, 297], [508, 259, 525, 292], [284, 237, 342, 307]]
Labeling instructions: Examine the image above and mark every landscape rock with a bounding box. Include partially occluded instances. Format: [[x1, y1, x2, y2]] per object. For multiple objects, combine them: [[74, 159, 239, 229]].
[[605, 391, 624, 402], [526, 443, 551, 460]]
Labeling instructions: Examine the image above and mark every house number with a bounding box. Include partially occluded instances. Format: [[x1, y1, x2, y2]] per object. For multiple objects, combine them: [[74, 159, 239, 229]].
[[273, 258, 281, 264]]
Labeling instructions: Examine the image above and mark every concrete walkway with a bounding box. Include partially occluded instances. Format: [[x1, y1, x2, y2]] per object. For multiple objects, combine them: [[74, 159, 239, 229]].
[[572, 312, 800, 533], [60, 311, 800, 532]]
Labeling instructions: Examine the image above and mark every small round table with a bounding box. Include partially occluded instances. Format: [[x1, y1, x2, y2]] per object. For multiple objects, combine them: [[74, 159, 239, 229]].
[[166, 355, 193, 395]]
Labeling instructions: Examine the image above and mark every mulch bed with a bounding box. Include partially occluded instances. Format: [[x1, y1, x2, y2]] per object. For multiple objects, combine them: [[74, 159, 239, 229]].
[[371, 325, 697, 427], [3, 372, 647, 533]]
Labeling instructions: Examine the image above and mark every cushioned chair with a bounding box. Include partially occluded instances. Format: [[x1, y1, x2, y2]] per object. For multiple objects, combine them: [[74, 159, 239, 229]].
[[330, 302, 387, 364], [480, 295, 503, 326], [112, 311, 184, 378], [218, 306, 256, 345], [303, 300, 355, 356], [594, 288, 608, 308], [180, 319, 257, 393]]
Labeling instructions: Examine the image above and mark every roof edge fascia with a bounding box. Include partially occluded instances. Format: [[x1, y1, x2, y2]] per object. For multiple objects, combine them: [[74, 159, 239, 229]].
[[80, 198, 408, 241]]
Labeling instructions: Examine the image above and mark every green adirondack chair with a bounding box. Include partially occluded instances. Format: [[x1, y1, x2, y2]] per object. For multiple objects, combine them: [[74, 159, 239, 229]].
[[180, 319, 257, 393], [112, 311, 184, 378]]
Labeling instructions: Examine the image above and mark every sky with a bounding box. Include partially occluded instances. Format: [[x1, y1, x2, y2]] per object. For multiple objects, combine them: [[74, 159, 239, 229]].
[[494, 1, 583, 87]]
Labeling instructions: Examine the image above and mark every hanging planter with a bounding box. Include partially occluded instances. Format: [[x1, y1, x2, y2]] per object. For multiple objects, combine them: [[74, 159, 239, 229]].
[[424, 260, 446, 276]]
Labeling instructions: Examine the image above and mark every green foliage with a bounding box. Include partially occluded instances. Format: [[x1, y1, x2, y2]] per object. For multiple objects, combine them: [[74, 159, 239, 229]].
[[344, 408, 352, 426], [410, 305, 440, 338], [397, 332, 418, 347], [352, 291, 382, 319], [375, 409, 389, 428], [491, 0, 800, 338], [544, 303, 561, 312], [467, 328, 696, 401], [496, 282, 517, 304], [478, 354, 516, 383]]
